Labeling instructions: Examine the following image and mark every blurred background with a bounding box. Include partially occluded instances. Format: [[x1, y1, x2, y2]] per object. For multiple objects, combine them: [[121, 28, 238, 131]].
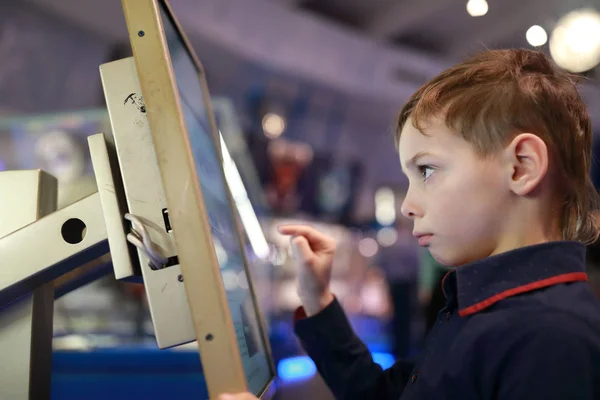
[[1, 0, 600, 398]]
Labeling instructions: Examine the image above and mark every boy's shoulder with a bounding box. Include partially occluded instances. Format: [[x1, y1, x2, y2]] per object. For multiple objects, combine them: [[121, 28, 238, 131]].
[[465, 305, 600, 398], [463, 282, 600, 351], [450, 302, 600, 386]]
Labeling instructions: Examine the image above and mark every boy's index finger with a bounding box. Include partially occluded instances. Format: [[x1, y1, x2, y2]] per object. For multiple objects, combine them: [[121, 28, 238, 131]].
[[278, 225, 316, 237], [278, 225, 333, 247]]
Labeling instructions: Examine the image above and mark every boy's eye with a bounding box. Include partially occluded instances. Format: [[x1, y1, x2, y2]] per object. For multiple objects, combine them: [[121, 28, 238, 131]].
[[418, 165, 435, 181]]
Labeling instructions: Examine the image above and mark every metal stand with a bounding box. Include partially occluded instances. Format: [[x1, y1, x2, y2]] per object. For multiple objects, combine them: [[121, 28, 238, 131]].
[[0, 135, 122, 399], [0, 57, 201, 399], [0, 171, 57, 399]]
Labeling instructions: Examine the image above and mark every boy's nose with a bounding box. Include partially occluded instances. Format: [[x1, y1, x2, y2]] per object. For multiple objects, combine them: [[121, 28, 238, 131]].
[[400, 195, 422, 220], [401, 208, 415, 219]]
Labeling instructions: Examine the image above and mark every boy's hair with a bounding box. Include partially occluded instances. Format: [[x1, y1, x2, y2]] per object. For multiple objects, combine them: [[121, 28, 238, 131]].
[[396, 49, 599, 244]]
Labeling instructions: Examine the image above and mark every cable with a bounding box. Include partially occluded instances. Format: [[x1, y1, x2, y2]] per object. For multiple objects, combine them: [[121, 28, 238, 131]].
[[124, 213, 168, 270]]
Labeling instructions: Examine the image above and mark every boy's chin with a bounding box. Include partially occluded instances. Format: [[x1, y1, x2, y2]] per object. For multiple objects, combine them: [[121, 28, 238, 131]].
[[430, 247, 476, 267], [429, 248, 453, 267]]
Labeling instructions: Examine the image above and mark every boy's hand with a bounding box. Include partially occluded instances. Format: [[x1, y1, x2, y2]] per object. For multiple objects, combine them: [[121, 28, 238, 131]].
[[278, 224, 336, 316], [218, 393, 257, 400]]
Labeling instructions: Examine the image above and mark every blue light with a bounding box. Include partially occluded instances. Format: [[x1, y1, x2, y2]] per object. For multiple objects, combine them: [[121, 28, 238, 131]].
[[372, 352, 395, 370], [277, 351, 396, 383], [277, 356, 316, 383]]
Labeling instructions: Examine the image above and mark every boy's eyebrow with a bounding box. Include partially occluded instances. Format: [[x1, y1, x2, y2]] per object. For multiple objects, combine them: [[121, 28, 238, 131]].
[[403, 151, 432, 170]]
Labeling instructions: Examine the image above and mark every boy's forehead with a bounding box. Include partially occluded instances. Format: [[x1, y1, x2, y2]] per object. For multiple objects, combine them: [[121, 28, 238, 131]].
[[398, 119, 434, 156], [398, 122, 426, 170], [398, 117, 459, 166]]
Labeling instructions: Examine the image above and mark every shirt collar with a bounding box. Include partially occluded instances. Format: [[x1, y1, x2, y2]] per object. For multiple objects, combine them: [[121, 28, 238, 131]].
[[441, 241, 588, 317]]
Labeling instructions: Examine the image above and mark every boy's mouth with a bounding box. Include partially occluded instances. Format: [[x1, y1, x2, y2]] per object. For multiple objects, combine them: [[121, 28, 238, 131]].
[[414, 233, 433, 246]]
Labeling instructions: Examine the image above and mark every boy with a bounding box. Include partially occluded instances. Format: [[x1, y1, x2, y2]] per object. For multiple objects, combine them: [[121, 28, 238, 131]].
[[220, 49, 600, 399]]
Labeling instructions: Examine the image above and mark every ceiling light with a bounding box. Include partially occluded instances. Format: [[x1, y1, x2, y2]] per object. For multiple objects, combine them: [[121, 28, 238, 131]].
[[262, 113, 286, 139], [526, 25, 548, 47], [550, 8, 600, 73], [466, 0, 488, 17]]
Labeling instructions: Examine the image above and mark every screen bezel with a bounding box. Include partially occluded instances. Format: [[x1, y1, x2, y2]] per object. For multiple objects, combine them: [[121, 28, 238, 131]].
[[120, 0, 276, 398]]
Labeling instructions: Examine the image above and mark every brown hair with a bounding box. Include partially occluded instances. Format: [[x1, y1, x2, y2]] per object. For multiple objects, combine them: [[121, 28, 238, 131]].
[[396, 49, 599, 244]]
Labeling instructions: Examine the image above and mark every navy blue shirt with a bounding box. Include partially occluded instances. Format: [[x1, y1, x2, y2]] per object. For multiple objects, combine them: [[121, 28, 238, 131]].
[[294, 242, 600, 399]]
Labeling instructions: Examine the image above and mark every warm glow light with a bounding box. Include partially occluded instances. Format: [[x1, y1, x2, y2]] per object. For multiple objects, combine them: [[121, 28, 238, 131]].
[[377, 227, 398, 247], [262, 113, 286, 139], [359, 238, 379, 258], [526, 25, 548, 47], [466, 0, 488, 17], [550, 9, 600, 73], [375, 187, 396, 226]]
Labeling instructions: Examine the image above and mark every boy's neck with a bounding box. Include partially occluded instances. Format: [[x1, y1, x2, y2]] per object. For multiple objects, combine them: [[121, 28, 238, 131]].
[[493, 213, 563, 257], [492, 234, 560, 257]]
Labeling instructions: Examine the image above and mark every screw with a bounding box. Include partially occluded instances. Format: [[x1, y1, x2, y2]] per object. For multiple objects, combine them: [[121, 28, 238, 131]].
[[138, 30, 145, 37], [205, 334, 214, 341], [177, 274, 183, 282]]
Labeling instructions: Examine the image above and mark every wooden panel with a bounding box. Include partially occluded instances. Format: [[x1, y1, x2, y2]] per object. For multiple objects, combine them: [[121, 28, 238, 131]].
[[120, 0, 250, 397]]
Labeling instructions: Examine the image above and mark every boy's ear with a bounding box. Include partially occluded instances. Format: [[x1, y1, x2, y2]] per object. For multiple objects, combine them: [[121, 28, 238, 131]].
[[504, 133, 549, 196]]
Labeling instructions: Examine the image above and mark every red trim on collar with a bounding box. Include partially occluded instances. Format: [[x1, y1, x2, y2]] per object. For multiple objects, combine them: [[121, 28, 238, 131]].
[[294, 306, 308, 323], [441, 268, 455, 298], [458, 272, 588, 317]]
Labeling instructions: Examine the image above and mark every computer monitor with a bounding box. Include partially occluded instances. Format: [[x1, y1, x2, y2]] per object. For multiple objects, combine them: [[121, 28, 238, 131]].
[[120, 0, 276, 398]]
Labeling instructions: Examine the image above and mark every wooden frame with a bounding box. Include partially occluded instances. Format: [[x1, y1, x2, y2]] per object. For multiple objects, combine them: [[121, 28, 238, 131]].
[[120, 0, 276, 398]]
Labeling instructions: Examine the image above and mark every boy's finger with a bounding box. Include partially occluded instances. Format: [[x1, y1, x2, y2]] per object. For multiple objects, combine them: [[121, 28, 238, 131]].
[[278, 225, 333, 248]]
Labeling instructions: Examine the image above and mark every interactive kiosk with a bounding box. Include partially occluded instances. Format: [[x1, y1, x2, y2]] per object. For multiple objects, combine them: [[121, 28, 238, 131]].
[[0, 0, 276, 398]]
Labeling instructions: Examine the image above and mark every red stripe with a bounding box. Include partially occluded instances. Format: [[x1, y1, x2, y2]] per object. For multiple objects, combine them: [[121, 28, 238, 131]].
[[458, 272, 588, 317], [293, 306, 307, 323]]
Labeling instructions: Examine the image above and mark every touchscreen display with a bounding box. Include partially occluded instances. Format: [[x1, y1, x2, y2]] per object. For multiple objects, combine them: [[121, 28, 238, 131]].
[[159, 6, 272, 395]]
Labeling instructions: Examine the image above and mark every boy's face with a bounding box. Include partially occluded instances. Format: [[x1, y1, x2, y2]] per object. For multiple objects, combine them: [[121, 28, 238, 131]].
[[398, 117, 511, 266]]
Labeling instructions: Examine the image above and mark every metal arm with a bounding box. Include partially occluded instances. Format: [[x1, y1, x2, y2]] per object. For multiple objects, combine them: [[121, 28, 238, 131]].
[[0, 192, 109, 308]]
